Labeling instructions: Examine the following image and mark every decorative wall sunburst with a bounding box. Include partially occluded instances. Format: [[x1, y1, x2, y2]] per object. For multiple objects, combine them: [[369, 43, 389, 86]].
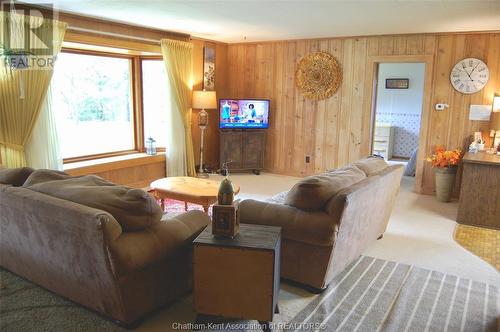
[[295, 51, 341, 100]]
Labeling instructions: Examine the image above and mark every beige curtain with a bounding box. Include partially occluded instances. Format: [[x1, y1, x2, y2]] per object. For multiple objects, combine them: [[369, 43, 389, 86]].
[[160, 39, 196, 177], [0, 12, 67, 167], [25, 85, 63, 170]]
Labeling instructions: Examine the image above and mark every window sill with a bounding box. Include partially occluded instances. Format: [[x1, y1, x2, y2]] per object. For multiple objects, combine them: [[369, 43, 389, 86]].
[[64, 152, 166, 176]]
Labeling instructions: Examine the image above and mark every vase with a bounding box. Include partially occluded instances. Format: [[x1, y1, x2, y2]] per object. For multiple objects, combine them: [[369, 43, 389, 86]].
[[434, 167, 457, 202]]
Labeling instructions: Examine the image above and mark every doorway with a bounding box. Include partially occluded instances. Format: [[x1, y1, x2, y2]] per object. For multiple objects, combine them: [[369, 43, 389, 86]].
[[367, 55, 434, 193], [372, 63, 425, 168]]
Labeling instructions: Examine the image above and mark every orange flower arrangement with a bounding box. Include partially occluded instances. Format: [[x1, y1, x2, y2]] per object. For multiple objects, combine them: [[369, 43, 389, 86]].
[[426, 146, 462, 168]]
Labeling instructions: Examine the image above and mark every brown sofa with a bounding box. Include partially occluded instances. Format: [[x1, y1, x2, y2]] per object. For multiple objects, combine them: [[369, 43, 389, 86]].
[[0, 168, 210, 325], [239, 158, 404, 291]]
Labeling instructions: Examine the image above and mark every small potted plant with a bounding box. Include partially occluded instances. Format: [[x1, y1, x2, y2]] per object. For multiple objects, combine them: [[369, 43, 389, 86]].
[[426, 146, 463, 202]]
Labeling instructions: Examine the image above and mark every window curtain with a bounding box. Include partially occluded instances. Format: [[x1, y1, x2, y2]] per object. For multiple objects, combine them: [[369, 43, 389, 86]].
[[160, 39, 196, 177], [0, 12, 67, 168], [25, 85, 63, 170]]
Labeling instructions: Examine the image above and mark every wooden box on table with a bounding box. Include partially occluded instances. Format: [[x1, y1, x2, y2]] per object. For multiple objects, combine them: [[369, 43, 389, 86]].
[[193, 224, 281, 324]]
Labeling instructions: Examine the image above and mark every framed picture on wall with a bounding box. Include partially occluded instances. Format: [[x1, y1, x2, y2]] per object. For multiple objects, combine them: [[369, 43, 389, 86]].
[[203, 46, 216, 91], [386, 78, 409, 89]]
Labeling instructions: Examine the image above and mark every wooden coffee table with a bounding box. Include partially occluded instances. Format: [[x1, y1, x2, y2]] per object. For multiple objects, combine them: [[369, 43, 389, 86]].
[[150, 176, 240, 213]]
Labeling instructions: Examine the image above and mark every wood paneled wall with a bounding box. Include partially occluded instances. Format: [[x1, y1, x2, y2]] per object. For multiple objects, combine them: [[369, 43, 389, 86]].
[[65, 154, 166, 189], [225, 33, 500, 194], [191, 40, 228, 171]]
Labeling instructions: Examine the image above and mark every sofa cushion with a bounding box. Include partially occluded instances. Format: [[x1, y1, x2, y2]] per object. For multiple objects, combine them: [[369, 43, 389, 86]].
[[22, 169, 69, 186], [110, 210, 211, 273], [285, 166, 366, 210], [353, 157, 388, 176], [240, 199, 338, 246], [0, 167, 35, 186], [24, 170, 162, 231]]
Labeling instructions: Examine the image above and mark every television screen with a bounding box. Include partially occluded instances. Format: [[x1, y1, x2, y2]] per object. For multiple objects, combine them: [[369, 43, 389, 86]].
[[219, 99, 269, 129]]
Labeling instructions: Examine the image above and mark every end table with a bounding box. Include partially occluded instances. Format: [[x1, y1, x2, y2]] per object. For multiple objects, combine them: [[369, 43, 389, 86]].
[[193, 224, 281, 331]]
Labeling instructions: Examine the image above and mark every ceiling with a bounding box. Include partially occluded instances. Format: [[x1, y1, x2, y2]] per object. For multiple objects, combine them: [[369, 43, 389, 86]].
[[21, 1, 500, 43]]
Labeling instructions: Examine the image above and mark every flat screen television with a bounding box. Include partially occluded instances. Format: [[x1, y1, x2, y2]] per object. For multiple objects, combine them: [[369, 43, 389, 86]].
[[219, 99, 269, 129]]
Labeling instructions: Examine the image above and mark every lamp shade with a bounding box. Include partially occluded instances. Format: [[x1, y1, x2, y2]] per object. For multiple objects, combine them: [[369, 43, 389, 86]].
[[192, 90, 217, 109]]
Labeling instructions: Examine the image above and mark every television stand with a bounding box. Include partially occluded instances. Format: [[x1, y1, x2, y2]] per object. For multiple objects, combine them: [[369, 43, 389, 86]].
[[220, 130, 265, 174]]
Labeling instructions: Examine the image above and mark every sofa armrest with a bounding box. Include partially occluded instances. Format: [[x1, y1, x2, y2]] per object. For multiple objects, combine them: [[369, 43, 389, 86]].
[[239, 199, 337, 246], [109, 210, 210, 275]]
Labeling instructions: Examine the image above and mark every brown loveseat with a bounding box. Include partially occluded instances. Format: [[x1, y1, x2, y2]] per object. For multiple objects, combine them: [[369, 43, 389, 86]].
[[0, 168, 210, 326], [239, 158, 403, 291]]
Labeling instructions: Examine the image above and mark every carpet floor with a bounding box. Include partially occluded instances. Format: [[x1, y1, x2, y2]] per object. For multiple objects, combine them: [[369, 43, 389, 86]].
[[1, 256, 498, 332], [0, 267, 124, 332]]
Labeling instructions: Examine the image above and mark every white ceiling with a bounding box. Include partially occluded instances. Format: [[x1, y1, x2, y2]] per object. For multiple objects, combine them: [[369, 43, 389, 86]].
[[22, 1, 500, 43]]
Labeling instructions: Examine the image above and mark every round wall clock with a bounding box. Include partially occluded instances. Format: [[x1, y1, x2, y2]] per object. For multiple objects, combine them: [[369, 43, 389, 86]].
[[450, 58, 489, 94]]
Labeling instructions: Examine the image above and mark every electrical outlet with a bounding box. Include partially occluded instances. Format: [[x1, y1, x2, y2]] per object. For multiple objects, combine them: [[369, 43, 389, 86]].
[[305, 155, 311, 163]]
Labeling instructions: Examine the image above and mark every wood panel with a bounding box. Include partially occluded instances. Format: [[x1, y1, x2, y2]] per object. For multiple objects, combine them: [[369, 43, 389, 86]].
[[457, 153, 500, 229], [226, 32, 500, 194], [65, 154, 166, 189], [191, 40, 228, 171]]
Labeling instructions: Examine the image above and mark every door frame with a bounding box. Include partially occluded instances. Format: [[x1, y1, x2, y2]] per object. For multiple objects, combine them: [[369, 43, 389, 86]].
[[366, 55, 434, 194]]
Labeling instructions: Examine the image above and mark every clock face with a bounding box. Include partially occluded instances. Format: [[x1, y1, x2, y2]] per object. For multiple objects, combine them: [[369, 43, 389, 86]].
[[450, 58, 489, 94]]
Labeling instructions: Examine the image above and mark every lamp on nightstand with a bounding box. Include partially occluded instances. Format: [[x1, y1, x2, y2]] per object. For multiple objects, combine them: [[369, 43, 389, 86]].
[[192, 90, 217, 178]]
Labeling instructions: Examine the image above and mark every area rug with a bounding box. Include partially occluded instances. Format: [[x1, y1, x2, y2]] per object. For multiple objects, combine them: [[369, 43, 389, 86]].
[[455, 224, 500, 270], [287, 256, 499, 332], [0, 267, 124, 331], [157, 198, 213, 218], [1, 256, 498, 332]]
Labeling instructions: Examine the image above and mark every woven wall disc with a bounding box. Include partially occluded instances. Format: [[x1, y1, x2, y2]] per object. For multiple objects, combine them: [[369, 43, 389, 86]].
[[295, 51, 342, 100]]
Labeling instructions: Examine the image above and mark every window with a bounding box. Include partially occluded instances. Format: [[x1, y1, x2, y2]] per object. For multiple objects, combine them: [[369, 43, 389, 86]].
[[52, 52, 135, 159], [141, 59, 169, 148]]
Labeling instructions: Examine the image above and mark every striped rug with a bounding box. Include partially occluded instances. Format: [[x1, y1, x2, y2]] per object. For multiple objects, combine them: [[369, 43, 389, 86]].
[[287, 256, 499, 332]]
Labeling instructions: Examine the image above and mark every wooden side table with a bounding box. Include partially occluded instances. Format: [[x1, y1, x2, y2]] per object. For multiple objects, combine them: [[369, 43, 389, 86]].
[[193, 224, 281, 331]]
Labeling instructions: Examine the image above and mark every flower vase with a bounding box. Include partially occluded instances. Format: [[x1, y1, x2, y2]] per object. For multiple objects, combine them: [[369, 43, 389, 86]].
[[435, 167, 457, 202]]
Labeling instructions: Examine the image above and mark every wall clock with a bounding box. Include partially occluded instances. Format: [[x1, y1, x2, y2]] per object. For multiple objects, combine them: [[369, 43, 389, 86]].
[[450, 58, 489, 94]]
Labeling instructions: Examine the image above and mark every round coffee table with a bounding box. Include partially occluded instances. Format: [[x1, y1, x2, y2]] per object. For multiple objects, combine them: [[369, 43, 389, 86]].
[[150, 177, 240, 213]]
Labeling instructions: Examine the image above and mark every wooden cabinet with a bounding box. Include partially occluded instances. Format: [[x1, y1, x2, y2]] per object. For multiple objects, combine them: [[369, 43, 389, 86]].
[[457, 153, 500, 230], [193, 224, 281, 325], [220, 131, 265, 173]]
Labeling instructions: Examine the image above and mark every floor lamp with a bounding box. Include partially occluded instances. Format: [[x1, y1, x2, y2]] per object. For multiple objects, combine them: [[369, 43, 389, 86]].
[[192, 90, 217, 178]]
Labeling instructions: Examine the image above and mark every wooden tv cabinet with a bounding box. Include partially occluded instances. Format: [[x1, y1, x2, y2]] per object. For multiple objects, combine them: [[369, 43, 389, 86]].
[[220, 130, 265, 174]]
